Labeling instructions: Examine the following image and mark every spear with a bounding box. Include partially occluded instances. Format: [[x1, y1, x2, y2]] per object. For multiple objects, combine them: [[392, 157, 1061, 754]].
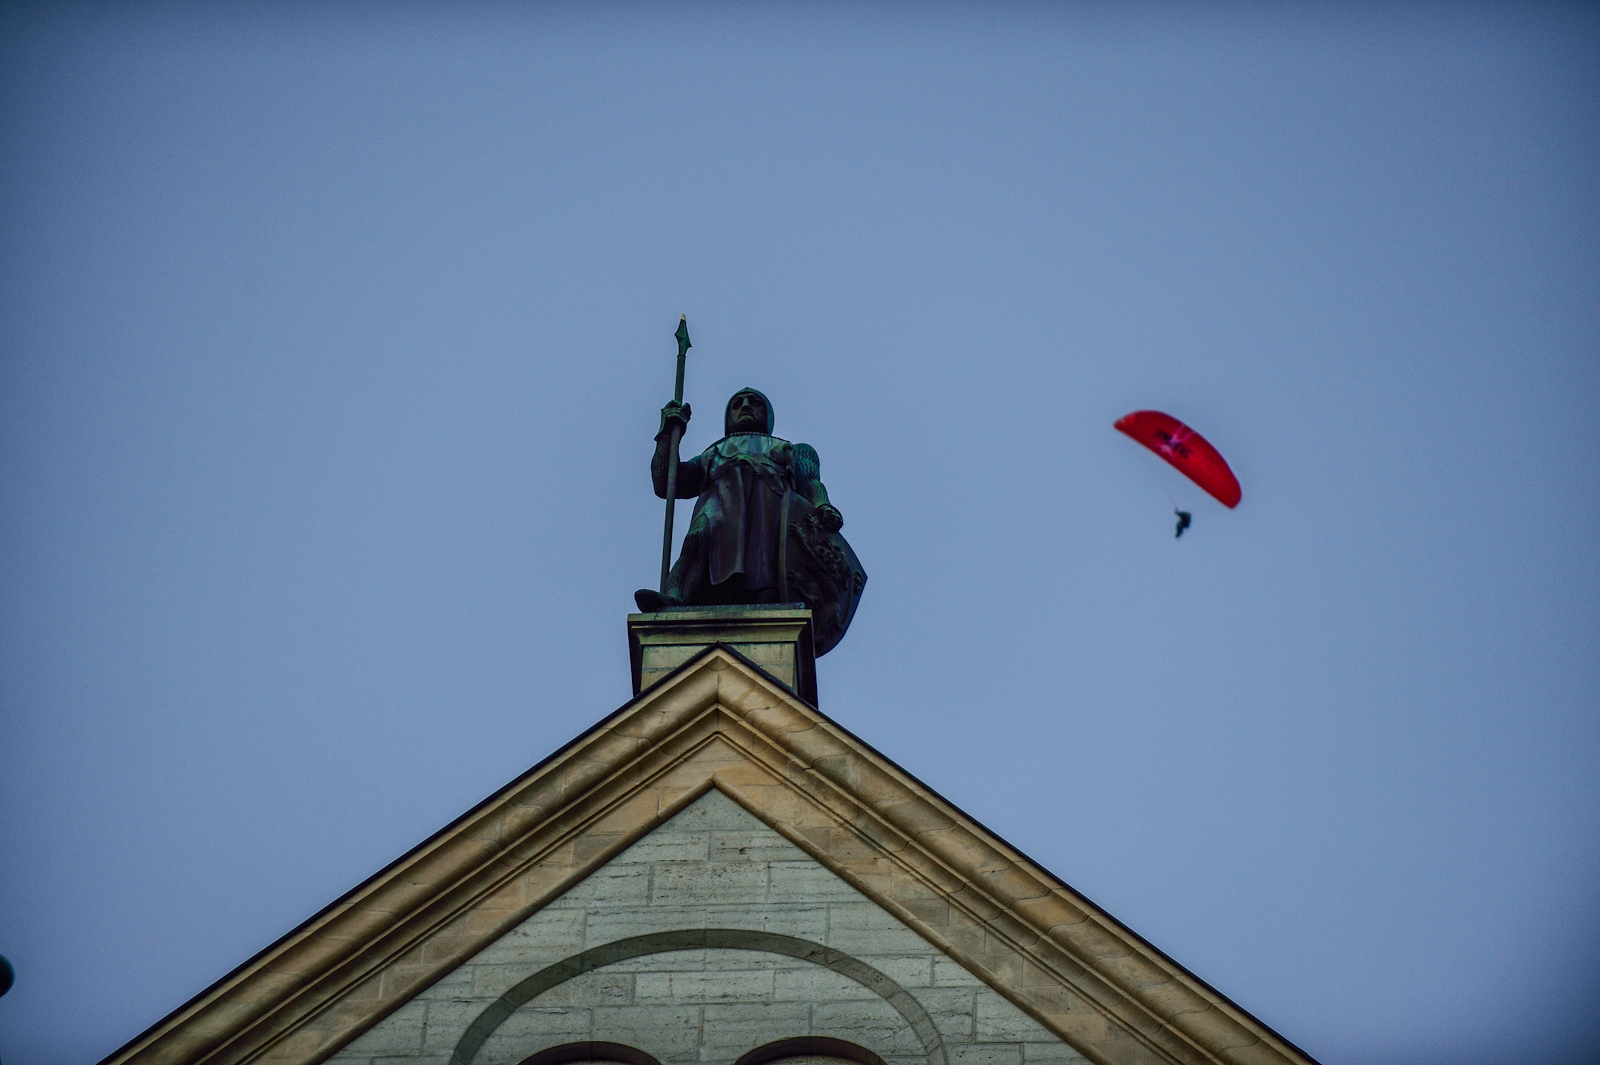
[[659, 316, 691, 594]]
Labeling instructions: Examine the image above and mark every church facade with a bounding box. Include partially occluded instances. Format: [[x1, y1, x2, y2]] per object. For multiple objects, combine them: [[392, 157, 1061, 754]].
[[102, 615, 1316, 1065]]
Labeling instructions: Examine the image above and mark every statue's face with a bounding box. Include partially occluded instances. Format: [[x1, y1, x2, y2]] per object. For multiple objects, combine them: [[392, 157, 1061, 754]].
[[728, 392, 767, 432]]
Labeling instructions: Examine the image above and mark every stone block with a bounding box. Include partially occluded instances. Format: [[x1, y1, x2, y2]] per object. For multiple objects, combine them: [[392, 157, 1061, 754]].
[[700, 1001, 813, 1052], [478, 908, 586, 969], [583, 905, 707, 943], [414, 967, 473, 999], [478, 1007, 592, 1062], [617, 831, 710, 863], [915, 986, 978, 1039], [602, 948, 707, 972], [546, 864, 651, 908], [938, 918, 990, 959], [650, 862, 768, 907], [734, 641, 793, 667], [699, 947, 793, 972], [750, 903, 830, 940], [772, 965, 875, 1002], [1021, 1041, 1092, 1064], [898, 897, 952, 930], [524, 970, 635, 1008], [419, 999, 483, 1054], [467, 962, 541, 1000], [948, 1045, 1024, 1065], [863, 954, 934, 989], [815, 824, 886, 866], [825, 903, 930, 953], [711, 830, 810, 863], [770, 860, 864, 903], [976, 992, 1052, 1042], [590, 1005, 703, 1058], [810, 999, 927, 1056], [634, 968, 775, 1003], [338, 1001, 426, 1054], [686, 789, 769, 830]]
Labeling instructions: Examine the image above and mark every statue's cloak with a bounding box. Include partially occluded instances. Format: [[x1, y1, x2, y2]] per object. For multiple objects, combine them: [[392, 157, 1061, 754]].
[[693, 433, 791, 592], [678, 431, 866, 656]]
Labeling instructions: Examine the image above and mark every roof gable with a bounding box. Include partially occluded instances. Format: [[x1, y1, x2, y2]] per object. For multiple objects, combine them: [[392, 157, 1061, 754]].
[[328, 789, 1085, 1065], [105, 646, 1315, 1065]]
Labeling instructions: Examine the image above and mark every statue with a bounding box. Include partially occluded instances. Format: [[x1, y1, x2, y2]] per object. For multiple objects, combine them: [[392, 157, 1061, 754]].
[[634, 387, 867, 656]]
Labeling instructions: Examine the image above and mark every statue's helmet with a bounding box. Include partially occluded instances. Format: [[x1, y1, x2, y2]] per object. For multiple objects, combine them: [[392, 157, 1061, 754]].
[[724, 388, 775, 435]]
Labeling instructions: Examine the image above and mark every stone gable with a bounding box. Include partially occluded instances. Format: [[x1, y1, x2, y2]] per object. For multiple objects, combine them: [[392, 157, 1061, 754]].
[[102, 647, 1316, 1065], [328, 790, 1087, 1065]]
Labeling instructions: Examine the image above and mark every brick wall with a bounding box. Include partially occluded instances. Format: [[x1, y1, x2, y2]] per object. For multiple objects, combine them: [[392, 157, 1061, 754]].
[[327, 790, 1088, 1065]]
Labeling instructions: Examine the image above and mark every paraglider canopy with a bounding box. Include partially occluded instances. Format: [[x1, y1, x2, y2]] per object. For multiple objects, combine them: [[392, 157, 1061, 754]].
[[1115, 410, 1241, 508]]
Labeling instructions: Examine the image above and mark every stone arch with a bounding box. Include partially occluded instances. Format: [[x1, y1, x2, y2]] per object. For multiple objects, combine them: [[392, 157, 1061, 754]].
[[449, 929, 946, 1065]]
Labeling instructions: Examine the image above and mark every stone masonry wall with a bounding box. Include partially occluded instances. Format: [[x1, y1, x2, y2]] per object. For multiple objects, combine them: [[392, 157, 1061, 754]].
[[327, 789, 1089, 1065]]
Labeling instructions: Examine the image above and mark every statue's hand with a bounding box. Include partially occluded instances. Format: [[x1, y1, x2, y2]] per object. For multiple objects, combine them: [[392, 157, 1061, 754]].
[[656, 401, 692, 440], [815, 504, 843, 534]]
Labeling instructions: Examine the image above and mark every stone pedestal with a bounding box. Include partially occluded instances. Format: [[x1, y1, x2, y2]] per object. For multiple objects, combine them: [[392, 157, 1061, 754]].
[[627, 605, 817, 705]]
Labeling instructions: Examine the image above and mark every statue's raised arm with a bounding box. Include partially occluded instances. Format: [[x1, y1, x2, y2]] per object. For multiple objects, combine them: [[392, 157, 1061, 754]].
[[635, 387, 866, 656], [651, 400, 703, 500]]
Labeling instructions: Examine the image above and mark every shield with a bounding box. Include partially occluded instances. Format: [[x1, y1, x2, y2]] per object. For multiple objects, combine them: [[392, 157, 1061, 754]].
[[777, 490, 867, 657]]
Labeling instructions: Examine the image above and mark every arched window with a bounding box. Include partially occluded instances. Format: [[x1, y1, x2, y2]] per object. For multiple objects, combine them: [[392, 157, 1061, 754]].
[[734, 1037, 887, 1065], [516, 1042, 663, 1065]]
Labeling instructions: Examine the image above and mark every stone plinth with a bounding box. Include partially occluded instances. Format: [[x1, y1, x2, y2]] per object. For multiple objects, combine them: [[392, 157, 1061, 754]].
[[627, 605, 817, 704]]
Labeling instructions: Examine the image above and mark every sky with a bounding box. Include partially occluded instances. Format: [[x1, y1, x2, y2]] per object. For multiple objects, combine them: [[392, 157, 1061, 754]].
[[0, 3, 1596, 1063]]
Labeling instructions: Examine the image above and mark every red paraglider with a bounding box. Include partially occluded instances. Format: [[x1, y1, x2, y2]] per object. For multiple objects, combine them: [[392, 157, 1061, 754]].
[[1115, 411, 1241, 509]]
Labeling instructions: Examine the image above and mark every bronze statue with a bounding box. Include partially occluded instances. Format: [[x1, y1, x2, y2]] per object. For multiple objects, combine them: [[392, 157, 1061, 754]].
[[634, 387, 866, 655]]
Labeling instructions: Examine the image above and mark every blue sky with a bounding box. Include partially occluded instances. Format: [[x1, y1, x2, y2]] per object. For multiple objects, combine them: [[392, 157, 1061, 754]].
[[1, 4, 1596, 1063]]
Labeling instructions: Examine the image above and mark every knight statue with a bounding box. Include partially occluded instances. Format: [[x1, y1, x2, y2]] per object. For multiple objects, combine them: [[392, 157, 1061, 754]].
[[633, 388, 867, 655]]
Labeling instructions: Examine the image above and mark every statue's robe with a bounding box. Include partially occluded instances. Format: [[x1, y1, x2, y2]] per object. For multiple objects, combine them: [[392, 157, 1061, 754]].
[[654, 431, 866, 656]]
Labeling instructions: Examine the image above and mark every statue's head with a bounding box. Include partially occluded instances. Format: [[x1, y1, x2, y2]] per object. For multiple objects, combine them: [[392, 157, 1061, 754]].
[[724, 388, 774, 435]]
